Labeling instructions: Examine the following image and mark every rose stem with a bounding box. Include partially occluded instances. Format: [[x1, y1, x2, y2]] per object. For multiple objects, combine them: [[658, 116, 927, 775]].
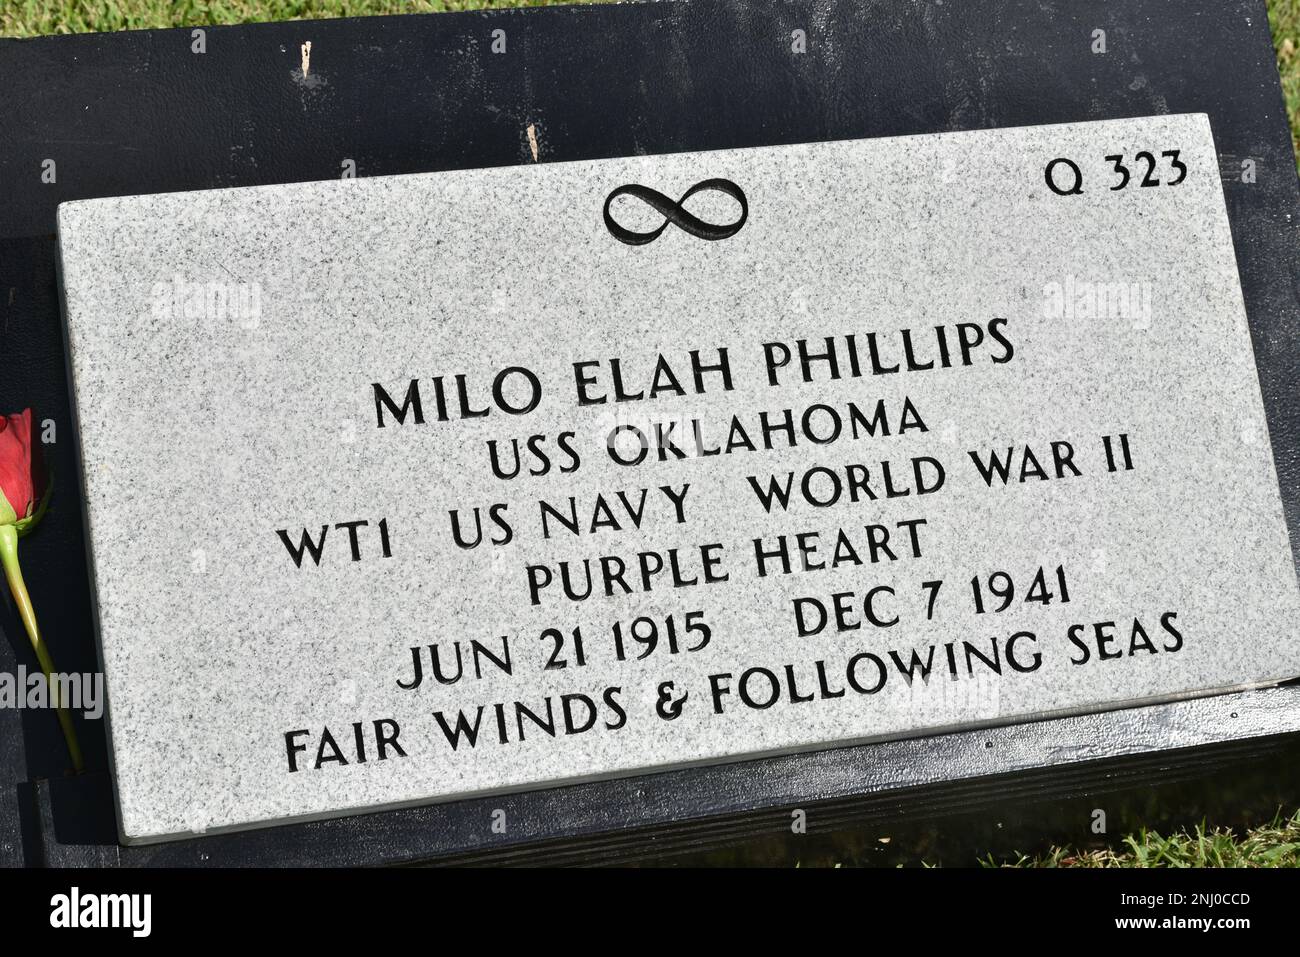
[[0, 525, 84, 773]]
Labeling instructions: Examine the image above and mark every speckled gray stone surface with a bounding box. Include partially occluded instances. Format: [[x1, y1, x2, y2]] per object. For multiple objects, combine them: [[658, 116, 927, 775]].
[[57, 113, 1300, 843]]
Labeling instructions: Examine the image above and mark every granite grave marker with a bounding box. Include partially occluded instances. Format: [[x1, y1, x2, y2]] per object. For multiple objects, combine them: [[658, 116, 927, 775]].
[[54, 111, 1300, 843]]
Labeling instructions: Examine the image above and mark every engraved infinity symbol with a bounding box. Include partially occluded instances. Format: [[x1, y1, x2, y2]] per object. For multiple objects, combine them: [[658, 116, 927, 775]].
[[603, 178, 749, 246]]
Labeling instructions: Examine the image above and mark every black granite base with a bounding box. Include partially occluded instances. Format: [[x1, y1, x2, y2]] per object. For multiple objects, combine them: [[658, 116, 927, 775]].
[[1, 0, 1298, 866]]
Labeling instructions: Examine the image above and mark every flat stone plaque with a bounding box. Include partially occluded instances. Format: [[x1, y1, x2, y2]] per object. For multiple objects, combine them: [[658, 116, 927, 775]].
[[57, 113, 1300, 843]]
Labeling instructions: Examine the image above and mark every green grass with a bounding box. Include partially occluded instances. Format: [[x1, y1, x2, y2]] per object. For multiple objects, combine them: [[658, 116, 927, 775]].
[[3, 0, 1299, 868], [984, 809, 1300, 868], [0, 0, 563, 36], [1272, 0, 1300, 164]]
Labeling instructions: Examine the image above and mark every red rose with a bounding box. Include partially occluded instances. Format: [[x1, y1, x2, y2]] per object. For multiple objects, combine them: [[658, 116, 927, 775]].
[[0, 408, 48, 528], [0, 407, 78, 770]]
